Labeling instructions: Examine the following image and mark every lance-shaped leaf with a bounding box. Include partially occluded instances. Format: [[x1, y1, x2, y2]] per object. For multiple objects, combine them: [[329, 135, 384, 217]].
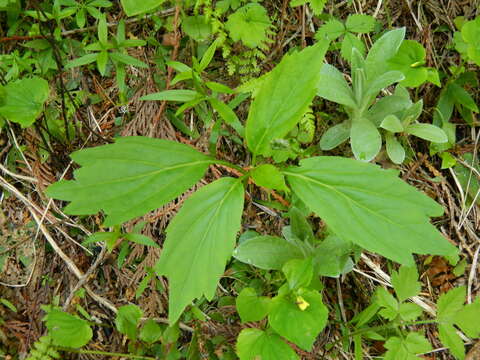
[[284, 157, 457, 265], [155, 177, 245, 323], [317, 64, 356, 108], [47, 137, 213, 226], [365, 28, 405, 80], [246, 41, 328, 156]]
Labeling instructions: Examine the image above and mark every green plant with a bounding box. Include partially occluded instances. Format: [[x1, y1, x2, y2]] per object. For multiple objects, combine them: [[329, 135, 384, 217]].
[[386, 40, 440, 88], [65, 15, 147, 101], [0, 76, 50, 127], [290, 0, 326, 16], [317, 28, 447, 162], [140, 39, 245, 154], [315, 13, 377, 61], [26, 336, 61, 360], [58, 0, 112, 28], [350, 266, 480, 360], [180, 0, 274, 77], [45, 36, 460, 358], [454, 16, 480, 67], [430, 18, 480, 167], [120, 0, 166, 17]]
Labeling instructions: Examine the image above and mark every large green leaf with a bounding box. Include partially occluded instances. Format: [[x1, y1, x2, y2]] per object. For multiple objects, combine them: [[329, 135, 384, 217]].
[[120, 0, 166, 16], [233, 235, 304, 270], [155, 177, 244, 323], [284, 157, 457, 265], [268, 289, 328, 351], [365, 28, 405, 80], [0, 77, 49, 127], [44, 310, 92, 348], [236, 287, 271, 323], [317, 64, 356, 108], [47, 137, 213, 226], [246, 42, 328, 156], [236, 328, 299, 360], [405, 123, 448, 143]]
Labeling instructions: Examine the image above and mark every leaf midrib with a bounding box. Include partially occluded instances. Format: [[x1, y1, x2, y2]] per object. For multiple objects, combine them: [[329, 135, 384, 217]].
[[173, 180, 242, 314], [70, 160, 212, 190], [284, 171, 404, 227]]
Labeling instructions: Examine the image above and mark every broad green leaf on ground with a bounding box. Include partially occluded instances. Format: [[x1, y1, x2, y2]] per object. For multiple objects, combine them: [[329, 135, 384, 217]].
[[319, 121, 351, 150], [346, 14, 376, 33], [155, 177, 244, 323], [282, 258, 313, 290], [269, 289, 328, 351], [437, 286, 480, 359], [284, 157, 457, 265], [225, 3, 272, 48], [350, 118, 382, 161], [44, 310, 92, 348], [46, 137, 213, 226], [182, 15, 212, 42], [251, 164, 289, 191], [233, 235, 304, 270], [390, 266, 421, 302], [236, 328, 299, 360], [115, 304, 143, 341], [0, 77, 49, 127], [236, 287, 271, 323], [246, 41, 328, 156], [365, 28, 405, 80], [405, 123, 448, 143], [384, 332, 432, 360], [120, 0, 166, 16], [317, 64, 356, 108], [387, 40, 429, 88]]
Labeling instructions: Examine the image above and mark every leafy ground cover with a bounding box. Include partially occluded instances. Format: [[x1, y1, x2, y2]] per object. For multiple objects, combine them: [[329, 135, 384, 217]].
[[0, 1, 480, 359]]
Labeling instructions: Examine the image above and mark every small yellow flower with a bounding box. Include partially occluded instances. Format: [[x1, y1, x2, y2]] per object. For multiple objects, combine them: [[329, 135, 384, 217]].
[[296, 296, 310, 311]]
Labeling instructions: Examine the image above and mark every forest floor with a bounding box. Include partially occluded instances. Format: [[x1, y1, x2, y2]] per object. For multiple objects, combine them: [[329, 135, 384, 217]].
[[1, 0, 479, 359]]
